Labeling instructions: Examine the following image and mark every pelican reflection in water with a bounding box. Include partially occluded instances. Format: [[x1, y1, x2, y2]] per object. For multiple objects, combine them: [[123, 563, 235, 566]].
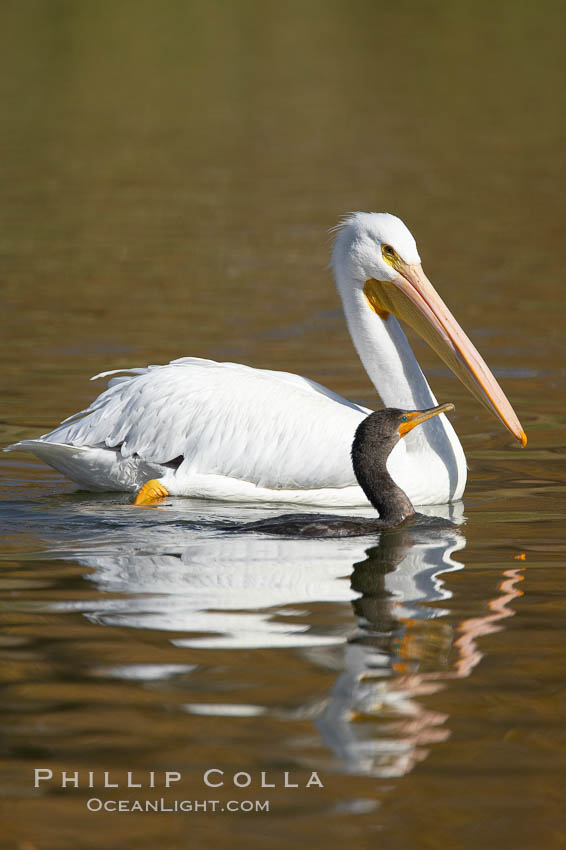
[[41, 506, 523, 780]]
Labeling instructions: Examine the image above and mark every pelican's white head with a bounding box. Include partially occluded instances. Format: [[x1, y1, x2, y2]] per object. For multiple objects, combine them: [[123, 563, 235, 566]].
[[329, 210, 526, 446], [331, 212, 421, 286]]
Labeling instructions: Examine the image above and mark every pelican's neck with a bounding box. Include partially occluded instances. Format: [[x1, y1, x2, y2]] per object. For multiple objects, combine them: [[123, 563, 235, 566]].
[[338, 280, 438, 410], [331, 235, 467, 503]]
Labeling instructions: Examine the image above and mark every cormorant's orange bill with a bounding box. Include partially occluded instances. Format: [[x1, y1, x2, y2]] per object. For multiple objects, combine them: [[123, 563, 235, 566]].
[[398, 403, 455, 438], [364, 262, 527, 447]]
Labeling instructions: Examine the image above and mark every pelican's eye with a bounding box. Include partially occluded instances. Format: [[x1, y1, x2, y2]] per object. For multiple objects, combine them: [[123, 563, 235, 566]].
[[400, 415, 408, 422], [382, 244, 397, 264]]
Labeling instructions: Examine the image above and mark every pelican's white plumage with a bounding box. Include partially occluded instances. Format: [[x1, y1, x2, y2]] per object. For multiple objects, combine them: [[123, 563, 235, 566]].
[[7, 212, 525, 506]]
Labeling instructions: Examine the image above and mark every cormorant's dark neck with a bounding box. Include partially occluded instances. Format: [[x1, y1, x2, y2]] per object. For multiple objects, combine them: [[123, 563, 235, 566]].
[[351, 430, 415, 525]]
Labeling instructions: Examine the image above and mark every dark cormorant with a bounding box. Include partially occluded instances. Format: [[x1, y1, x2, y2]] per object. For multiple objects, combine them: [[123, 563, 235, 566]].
[[230, 403, 456, 537]]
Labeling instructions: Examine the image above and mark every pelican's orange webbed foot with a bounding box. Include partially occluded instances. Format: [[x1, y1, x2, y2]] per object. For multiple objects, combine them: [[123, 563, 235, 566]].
[[134, 479, 170, 506]]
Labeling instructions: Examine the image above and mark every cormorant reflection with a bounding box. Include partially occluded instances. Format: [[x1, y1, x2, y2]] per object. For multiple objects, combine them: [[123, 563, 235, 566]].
[[314, 526, 524, 778]]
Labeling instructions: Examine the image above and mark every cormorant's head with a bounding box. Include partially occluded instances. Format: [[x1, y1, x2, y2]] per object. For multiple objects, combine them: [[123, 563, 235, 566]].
[[352, 403, 456, 460]]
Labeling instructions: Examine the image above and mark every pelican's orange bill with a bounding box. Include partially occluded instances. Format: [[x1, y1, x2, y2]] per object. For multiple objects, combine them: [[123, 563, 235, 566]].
[[365, 262, 526, 446]]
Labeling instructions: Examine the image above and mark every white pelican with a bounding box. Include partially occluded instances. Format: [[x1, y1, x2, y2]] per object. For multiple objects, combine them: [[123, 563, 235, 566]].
[[6, 213, 525, 506]]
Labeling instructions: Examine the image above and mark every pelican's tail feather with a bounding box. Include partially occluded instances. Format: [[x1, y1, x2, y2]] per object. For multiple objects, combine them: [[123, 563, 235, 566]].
[[4, 440, 166, 493]]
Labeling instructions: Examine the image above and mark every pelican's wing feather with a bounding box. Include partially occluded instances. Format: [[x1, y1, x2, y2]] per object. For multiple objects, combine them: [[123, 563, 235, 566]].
[[43, 358, 370, 489]]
